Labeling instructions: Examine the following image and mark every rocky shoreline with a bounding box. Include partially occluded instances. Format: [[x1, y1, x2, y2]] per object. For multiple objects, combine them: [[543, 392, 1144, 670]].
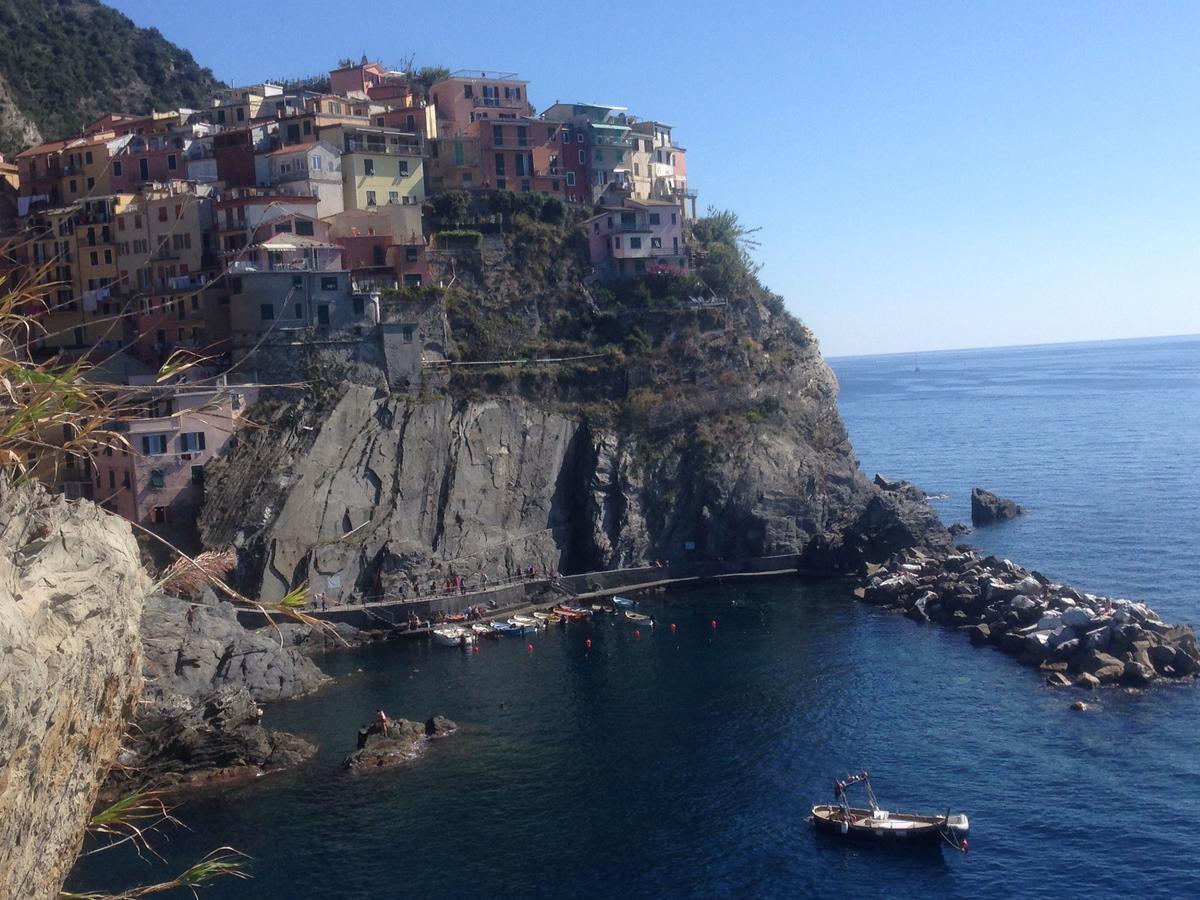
[[343, 716, 458, 772], [856, 546, 1200, 689]]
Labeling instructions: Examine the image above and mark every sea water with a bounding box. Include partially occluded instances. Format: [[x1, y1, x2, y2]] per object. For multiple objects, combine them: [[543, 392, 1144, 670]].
[[69, 335, 1200, 898]]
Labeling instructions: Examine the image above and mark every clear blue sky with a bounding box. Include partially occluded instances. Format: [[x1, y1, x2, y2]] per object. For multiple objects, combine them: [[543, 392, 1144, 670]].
[[111, 0, 1200, 357]]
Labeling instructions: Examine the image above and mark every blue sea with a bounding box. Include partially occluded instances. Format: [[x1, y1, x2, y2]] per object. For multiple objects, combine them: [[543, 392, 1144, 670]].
[[70, 335, 1200, 899]]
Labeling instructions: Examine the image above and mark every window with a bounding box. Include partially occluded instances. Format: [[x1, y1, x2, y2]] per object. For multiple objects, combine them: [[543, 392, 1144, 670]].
[[577, 133, 585, 143], [179, 432, 206, 453], [365, 190, 377, 206], [403, 274, 422, 287], [303, 119, 312, 135], [317, 305, 329, 326], [104, 249, 112, 264], [520, 180, 530, 192], [141, 436, 168, 456], [139, 158, 149, 180], [293, 302, 302, 319], [593, 222, 600, 235], [90, 251, 99, 265], [231, 277, 243, 294], [167, 154, 177, 171], [405, 247, 418, 262], [496, 178, 506, 190], [274, 221, 294, 234], [191, 465, 204, 485], [151, 506, 167, 524], [235, 107, 245, 122], [649, 213, 661, 225], [566, 171, 576, 187], [389, 191, 399, 204], [85, 150, 93, 165], [86, 177, 95, 190], [321, 276, 338, 291], [398, 160, 409, 176], [671, 213, 678, 225], [494, 153, 505, 176], [294, 219, 314, 236], [157, 207, 167, 222], [517, 126, 527, 147], [353, 296, 365, 315], [286, 124, 301, 143], [70, 179, 78, 193], [363, 158, 375, 176], [311, 154, 321, 170], [493, 124, 504, 147], [463, 84, 474, 98], [402, 325, 414, 342], [260, 303, 274, 320], [108, 470, 116, 489], [561, 131, 569, 144], [651, 237, 662, 249], [613, 237, 622, 249], [578, 149, 585, 164], [630, 237, 642, 249]]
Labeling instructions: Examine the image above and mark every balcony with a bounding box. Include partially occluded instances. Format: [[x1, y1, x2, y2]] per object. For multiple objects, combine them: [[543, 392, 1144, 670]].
[[593, 135, 633, 148], [344, 139, 422, 156]]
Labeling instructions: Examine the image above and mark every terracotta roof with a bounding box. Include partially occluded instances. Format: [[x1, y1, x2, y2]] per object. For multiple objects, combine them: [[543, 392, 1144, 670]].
[[15, 138, 84, 159]]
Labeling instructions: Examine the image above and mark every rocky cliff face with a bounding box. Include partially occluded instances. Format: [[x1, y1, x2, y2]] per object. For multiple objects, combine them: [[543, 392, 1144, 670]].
[[0, 479, 147, 900], [203, 363, 899, 604]]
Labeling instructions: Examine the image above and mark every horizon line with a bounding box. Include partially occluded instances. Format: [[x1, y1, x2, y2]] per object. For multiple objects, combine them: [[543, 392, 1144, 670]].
[[825, 330, 1200, 362]]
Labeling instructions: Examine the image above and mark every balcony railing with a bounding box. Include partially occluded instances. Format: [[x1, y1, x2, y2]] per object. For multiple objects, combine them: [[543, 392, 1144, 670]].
[[344, 139, 422, 156]]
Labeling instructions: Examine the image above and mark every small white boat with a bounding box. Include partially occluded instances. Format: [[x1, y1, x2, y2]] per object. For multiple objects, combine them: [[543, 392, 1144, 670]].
[[471, 622, 494, 635], [624, 611, 652, 623], [531, 611, 551, 622], [511, 614, 540, 628], [432, 626, 474, 647]]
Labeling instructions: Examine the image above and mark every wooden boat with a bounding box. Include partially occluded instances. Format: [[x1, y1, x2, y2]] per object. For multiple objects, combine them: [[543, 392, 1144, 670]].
[[624, 611, 652, 623], [531, 611, 551, 622], [445, 612, 468, 623], [810, 773, 968, 850], [554, 605, 591, 622], [546, 614, 563, 625]]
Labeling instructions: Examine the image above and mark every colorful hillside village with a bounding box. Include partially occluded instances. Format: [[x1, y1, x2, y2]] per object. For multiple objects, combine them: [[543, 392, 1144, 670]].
[[0, 60, 696, 540]]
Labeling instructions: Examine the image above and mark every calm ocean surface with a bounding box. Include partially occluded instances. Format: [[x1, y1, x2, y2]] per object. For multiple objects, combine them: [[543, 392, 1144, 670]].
[[71, 336, 1200, 899]]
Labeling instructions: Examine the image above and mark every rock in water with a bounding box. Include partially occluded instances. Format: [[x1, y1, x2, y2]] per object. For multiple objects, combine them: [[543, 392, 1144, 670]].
[[948, 522, 974, 537], [0, 480, 148, 899], [344, 716, 458, 771], [971, 488, 1025, 525], [105, 686, 317, 794]]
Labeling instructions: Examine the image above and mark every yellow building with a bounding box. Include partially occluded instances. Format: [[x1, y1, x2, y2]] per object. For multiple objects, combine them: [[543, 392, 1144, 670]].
[[76, 194, 135, 347], [325, 125, 425, 211], [24, 204, 84, 351]]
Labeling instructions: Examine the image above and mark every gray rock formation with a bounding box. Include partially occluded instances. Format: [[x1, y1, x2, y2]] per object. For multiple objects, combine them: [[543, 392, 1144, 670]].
[[105, 687, 317, 796], [203, 384, 888, 604], [141, 593, 329, 702], [0, 480, 148, 900], [971, 487, 1024, 525]]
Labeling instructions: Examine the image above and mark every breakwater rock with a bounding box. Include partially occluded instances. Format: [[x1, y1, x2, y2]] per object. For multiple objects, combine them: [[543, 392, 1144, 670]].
[[343, 716, 458, 771], [858, 547, 1199, 688], [0, 479, 147, 900], [971, 487, 1024, 525]]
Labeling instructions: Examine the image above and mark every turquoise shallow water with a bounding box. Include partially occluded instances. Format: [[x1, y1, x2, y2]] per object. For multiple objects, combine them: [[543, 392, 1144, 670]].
[[70, 335, 1200, 898]]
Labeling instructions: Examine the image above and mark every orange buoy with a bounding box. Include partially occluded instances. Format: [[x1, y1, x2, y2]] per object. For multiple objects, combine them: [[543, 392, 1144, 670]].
[[670, 623, 676, 633], [472, 645, 479, 654], [961, 839, 968, 853], [527, 643, 533, 653]]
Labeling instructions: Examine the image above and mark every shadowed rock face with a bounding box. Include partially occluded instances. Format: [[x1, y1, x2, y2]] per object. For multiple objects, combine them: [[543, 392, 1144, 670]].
[[0, 480, 148, 900]]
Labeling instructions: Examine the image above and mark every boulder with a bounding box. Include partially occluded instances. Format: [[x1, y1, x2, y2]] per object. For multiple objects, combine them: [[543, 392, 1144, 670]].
[[971, 488, 1025, 526], [1062, 607, 1095, 629], [1077, 650, 1125, 684], [1074, 672, 1101, 690], [947, 522, 974, 537], [967, 623, 991, 645], [425, 716, 458, 738], [1123, 661, 1155, 687], [1045, 672, 1071, 688], [1070, 700, 1089, 711]]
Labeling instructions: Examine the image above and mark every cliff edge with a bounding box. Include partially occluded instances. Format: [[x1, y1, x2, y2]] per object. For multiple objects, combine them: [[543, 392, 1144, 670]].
[[0, 479, 148, 899]]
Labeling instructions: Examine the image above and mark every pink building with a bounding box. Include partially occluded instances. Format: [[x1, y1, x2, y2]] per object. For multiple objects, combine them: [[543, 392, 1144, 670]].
[[329, 59, 389, 97], [429, 70, 530, 137], [584, 198, 688, 278], [94, 382, 251, 532]]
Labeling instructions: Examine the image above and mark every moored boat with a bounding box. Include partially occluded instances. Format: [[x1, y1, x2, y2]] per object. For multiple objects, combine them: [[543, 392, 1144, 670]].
[[511, 614, 540, 628], [612, 596, 636, 608], [531, 611, 551, 622], [471, 622, 495, 636], [810, 773, 968, 851], [590, 604, 616, 616], [492, 621, 523, 637], [624, 611, 652, 623], [546, 613, 563, 625], [431, 626, 475, 648]]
